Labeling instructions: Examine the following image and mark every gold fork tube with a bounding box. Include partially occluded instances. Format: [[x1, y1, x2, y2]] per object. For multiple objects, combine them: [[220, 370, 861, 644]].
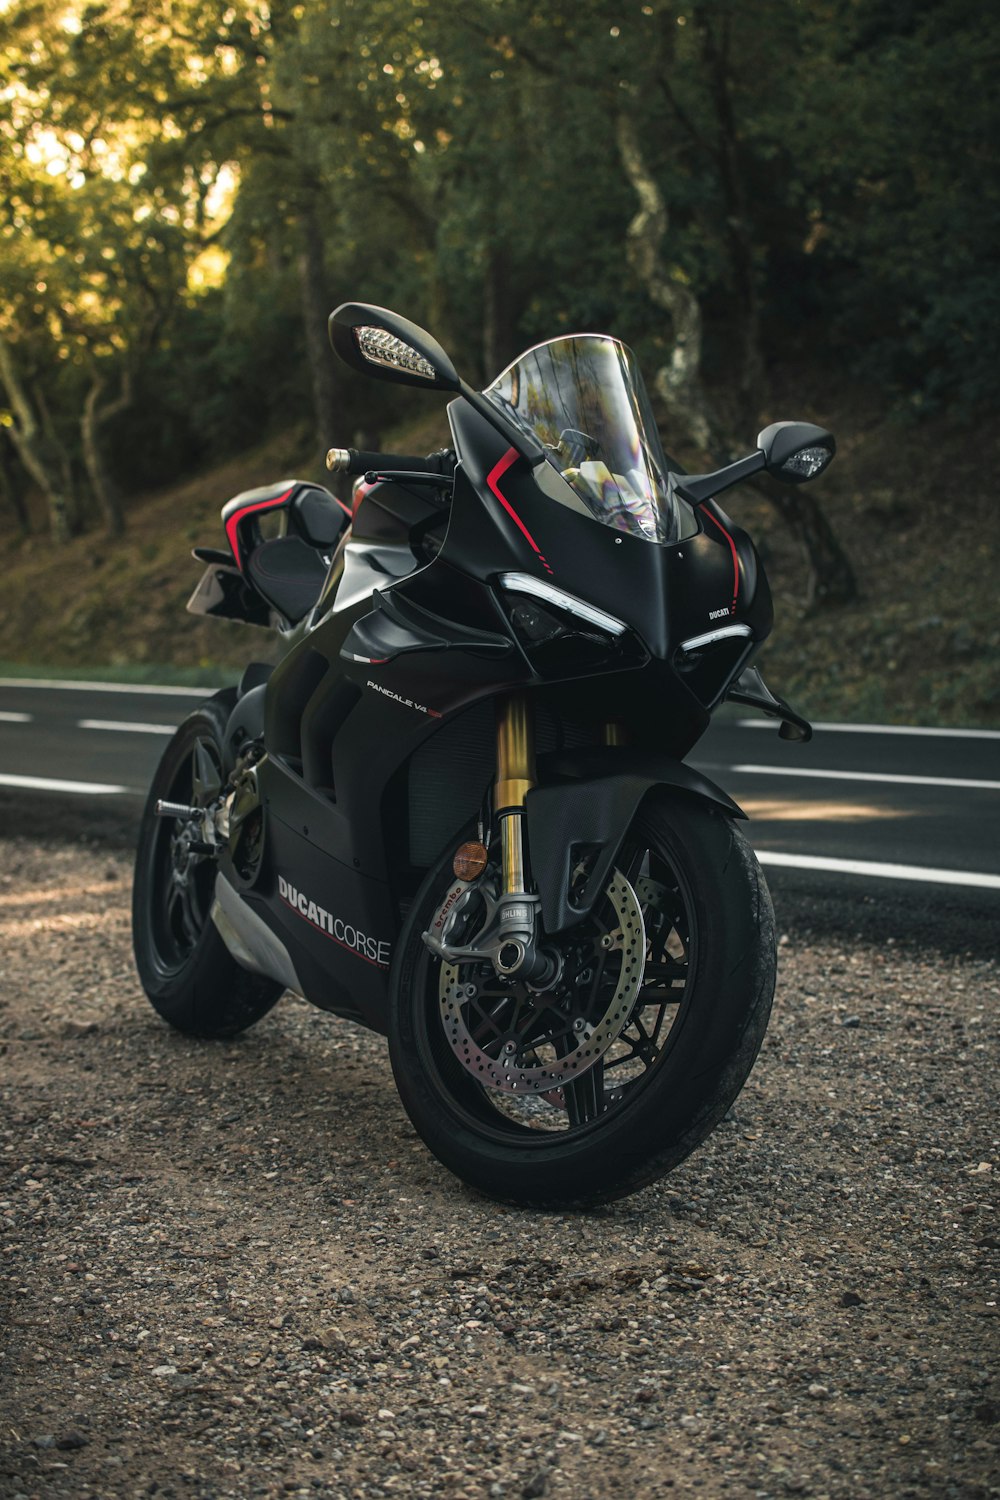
[[495, 694, 535, 812], [501, 818, 526, 896], [495, 695, 535, 895]]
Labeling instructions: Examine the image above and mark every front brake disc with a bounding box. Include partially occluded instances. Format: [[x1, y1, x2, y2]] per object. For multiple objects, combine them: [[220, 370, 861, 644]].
[[438, 869, 646, 1095]]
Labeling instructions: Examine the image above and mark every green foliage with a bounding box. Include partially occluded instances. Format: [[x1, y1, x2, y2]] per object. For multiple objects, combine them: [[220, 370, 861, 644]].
[[786, 0, 1000, 409], [0, 0, 996, 535]]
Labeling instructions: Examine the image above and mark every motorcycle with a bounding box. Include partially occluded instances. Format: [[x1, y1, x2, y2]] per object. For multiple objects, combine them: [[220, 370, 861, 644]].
[[132, 301, 833, 1206]]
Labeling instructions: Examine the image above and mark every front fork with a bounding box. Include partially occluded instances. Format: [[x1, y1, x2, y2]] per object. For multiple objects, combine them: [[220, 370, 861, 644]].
[[490, 694, 551, 980], [496, 707, 628, 895], [421, 693, 551, 982], [421, 696, 622, 984], [495, 693, 535, 900]]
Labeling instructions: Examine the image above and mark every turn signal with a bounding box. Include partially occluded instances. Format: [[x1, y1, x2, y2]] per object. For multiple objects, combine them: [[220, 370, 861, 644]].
[[454, 841, 489, 881]]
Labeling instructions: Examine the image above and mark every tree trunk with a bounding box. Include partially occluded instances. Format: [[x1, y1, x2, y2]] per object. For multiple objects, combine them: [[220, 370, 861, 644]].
[[33, 379, 80, 534], [81, 371, 131, 538], [616, 111, 856, 610], [0, 429, 31, 534], [695, 11, 766, 415], [760, 477, 858, 611], [616, 111, 718, 450], [482, 248, 517, 386], [0, 338, 75, 542], [298, 203, 340, 458]]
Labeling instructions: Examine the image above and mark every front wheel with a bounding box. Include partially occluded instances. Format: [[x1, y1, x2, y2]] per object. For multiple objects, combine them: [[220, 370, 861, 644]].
[[388, 793, 776, 1207]]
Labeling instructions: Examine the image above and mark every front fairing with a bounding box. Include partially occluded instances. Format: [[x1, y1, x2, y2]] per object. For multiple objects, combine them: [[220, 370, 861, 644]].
[[443, 398, 772, 672]]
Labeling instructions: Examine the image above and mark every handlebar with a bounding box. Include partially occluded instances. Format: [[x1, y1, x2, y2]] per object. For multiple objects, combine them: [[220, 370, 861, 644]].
[[326, 446, 453, 478]]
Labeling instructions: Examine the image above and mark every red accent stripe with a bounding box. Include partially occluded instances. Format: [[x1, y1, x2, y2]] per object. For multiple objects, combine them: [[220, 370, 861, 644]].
[[486, 448, 554, 575], [224, 487, 295, 570], [334, 495, 352, 517], [352, 478, 375, 516], [703, 507, 740, 612]]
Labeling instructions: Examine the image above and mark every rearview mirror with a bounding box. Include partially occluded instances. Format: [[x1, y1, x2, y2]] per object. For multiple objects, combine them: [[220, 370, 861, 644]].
[[757, 421, 835, 484], [329, 300, 548, 467], [329, 302, 461, 391]]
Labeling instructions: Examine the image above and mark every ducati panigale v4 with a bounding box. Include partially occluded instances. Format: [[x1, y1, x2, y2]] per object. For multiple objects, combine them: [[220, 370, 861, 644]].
[[133, 302, 834, 1207]]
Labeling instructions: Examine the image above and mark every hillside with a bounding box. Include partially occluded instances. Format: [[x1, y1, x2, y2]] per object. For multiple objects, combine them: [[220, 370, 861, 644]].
[[2, 392, 997, 727]]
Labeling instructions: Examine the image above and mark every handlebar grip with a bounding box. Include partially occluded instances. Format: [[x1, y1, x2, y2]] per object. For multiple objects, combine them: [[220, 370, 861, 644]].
[[326, 447, 450, 477]]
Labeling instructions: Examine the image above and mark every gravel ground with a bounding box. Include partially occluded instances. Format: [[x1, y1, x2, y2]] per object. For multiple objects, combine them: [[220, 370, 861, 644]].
[[1, 833, 997, 1500]]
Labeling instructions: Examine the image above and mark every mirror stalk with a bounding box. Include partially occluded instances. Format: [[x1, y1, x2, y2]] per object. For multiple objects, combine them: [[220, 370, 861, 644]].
[[457, 382, 548, 467], [674, 451, 765, 507]]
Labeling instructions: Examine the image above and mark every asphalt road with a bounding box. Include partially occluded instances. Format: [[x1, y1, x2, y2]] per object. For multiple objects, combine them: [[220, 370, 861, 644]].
[[1, 675, 997, 949]]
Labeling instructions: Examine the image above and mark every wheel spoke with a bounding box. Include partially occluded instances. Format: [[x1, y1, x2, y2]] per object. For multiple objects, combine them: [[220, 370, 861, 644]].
[[167, 875, 202, 952], [180, 884, 203, 949], [643, 959, 687, 983], [165, 881, 189, 948], [467, 996, 511, 1046], [562, 1057, 604, 1126], [645, 1000, 675, 1048]]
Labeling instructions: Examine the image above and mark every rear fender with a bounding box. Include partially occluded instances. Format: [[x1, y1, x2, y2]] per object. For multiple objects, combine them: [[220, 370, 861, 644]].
[[186, 562, 272, 627], [526, 748, 745, 934]]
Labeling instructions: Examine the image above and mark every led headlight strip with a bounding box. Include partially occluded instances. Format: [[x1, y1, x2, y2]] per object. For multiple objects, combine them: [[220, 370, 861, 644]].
[[498, 572, 628, 637], [679, 623, 752, 653]]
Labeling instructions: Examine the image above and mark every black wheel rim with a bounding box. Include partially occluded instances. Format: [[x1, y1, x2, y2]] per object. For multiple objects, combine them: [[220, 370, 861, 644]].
[[416, 825, 698, 1145], [145, 743, 220, 977]]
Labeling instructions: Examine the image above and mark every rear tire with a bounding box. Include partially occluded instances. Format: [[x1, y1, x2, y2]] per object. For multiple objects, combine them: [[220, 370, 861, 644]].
[[132, 691, 283, 1038], [388, 792, 775, 1207]]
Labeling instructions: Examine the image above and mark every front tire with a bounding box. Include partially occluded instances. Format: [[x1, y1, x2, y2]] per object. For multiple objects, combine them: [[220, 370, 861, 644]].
[[388, 792, 775, 1207], [132, 691, 282, 1038]]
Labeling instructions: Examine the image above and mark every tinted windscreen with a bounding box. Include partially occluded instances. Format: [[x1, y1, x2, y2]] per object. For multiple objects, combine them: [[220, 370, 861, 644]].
[[484, 335, 697, 544]]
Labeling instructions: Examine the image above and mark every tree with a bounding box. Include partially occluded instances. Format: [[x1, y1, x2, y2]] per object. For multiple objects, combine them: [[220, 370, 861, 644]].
[[789, 0, 1000, 411], [613, 6, 858, 609], [2, 0, 989, 578], [419, 0, 857, 606], [1, 2, 196, 536]]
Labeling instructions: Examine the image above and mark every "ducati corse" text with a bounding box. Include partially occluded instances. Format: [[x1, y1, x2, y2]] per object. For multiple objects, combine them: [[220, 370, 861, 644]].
[[277, 874, 391, 968]]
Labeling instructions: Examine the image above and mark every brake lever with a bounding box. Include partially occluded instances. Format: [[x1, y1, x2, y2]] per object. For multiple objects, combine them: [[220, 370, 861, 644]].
[[364, 469, 454, 490]]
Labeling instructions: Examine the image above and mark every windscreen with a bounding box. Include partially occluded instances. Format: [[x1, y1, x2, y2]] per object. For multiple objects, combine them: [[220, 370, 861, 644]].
[[484, 335, 697, 544]]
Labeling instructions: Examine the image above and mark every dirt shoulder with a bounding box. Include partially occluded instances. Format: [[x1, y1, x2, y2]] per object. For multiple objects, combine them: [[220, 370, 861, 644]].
[[1, 836, 997, 1500]]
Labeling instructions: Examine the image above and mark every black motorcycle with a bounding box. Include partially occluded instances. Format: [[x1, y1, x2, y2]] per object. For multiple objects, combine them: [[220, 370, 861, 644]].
[[132, 302, 833, 1206]]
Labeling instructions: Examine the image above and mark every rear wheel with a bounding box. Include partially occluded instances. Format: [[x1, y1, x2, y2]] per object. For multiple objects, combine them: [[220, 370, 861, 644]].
[[388, 792, 775, 1207], [132, 692, 282, 1038]]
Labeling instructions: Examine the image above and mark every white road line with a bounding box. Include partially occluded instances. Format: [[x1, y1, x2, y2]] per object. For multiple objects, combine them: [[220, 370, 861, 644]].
[[0, 711, 31, 723], [78, 718, 175, 735], [0, 677, 215, 697], [731, 763, 1000, 792], [0, 772, 129, 796], [738, 719, 1000, 740], [757, 850, 1000, 891]]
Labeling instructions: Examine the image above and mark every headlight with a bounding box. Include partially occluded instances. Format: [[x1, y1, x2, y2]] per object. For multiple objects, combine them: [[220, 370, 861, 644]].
[[498, 573, 628, 636], [497, 573, 644, 677]]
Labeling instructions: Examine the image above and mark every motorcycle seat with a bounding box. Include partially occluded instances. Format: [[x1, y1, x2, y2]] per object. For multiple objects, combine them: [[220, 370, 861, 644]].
[[245, 535, 329, 624]]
